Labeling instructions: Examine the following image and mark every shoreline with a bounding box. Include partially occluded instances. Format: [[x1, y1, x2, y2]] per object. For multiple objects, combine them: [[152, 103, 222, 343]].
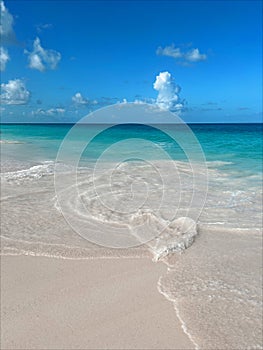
[[1, 255, 194, 350]]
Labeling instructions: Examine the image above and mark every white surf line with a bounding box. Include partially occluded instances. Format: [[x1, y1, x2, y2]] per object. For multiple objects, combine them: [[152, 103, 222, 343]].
[[0, 250, 149, 260], [156, 267, 200, 350]]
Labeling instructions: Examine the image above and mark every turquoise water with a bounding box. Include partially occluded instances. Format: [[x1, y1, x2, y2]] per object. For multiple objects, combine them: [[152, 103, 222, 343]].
[[1, 122, 262, 350], [1, 123, 262, 176]]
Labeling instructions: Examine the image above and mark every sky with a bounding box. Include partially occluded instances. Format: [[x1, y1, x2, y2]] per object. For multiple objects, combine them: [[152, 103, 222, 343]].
[[0, 0, 262, 123]]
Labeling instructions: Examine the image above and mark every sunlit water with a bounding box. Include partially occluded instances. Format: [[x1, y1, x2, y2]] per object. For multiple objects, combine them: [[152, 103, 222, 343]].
[[1, 123, 262, 349]]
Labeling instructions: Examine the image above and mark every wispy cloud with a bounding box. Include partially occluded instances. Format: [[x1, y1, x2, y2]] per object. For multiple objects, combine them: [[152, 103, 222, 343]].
[[133, 97, 155, 105], [153, 71, 184, 112], [0, 46, 9, 71], [1, 79, 30, 105], [157, 44, 207, 65], [202, 101, 218, 106], [0, 1, 16, 44], [32, 108, 65, 116], [36, 23, 53, 33], [156, 45, 183, 59], [200, 107, 223, 112], [237, 107, 250, 111], [25, 37, 61, 72], [99, 96, 119, 105]]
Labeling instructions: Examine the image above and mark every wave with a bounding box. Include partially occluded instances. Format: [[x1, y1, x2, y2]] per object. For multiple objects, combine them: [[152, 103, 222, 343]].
[[0, 139, 25, 144], [157, 275, 200, 350], [0, 161, 75, 181], [206, 160, 234, 167], [148, 217, 198, 261], [0, 216, 199, 261], [1, 161, 55, 181], [1, 157, 262, 260], [0, 236, 150, 260]]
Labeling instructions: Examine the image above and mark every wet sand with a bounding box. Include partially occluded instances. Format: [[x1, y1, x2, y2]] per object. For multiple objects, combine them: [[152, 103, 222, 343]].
[[1, 255, 194, 349]]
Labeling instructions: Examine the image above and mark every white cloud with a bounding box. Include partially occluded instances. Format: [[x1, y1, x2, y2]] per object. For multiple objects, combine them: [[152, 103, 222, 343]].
[[29, 53, 45, 71], [0, 1, 16, 44], [185, 48, 207, 62], [0, 46, 9, 71], [153, 71, 184, 112], [25, 37, 61, 71], [72, 92, 98, 106], [72, 76, 184, 113], [32, 108, 65, 116], [133, 97, 155, 105], [72, 92, 88, 104], [1, 79, 30, 105], [156, 45, 182, 59], [133, 99, 145, 105], [157, 44, 207, 64], [46, 108, 65, 115]]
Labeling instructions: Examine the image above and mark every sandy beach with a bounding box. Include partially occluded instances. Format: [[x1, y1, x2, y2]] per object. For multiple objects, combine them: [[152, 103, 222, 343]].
[[1, 255, 193, 349], [1, 123, 262, 349]]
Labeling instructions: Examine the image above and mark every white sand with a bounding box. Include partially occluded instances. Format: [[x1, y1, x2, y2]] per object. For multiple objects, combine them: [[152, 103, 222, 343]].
[[1, 255, 194, 349]]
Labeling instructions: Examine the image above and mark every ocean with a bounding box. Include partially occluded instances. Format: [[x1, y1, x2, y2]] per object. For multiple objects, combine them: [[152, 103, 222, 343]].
[[1, 122, 262, 349]]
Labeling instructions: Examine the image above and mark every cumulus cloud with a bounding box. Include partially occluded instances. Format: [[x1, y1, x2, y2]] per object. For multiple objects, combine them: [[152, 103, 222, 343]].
[[1, 79, 30, 105], [72, 92, 98, 106], [153, 71, 184, 112], [157, 44, 207, 64], [0, 1, 16, 44], [25, 37, 61, 71], [72, 75, 184, 113], [0, 46, 9, 71], [72, 92, 89, 104]]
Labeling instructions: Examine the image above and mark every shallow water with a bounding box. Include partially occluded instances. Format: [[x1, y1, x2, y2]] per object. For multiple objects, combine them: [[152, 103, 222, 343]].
[[1, 123, 262, 349]]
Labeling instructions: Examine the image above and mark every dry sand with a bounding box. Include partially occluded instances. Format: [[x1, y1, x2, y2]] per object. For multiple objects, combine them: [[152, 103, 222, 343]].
[[1, 255, 193, 349]]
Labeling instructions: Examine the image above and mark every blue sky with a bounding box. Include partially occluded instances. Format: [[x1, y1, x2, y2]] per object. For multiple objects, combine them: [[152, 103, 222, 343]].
[[1, 0, 262, 123]]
